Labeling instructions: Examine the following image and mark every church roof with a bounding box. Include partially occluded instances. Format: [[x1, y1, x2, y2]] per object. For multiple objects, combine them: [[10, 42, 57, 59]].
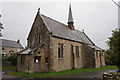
[[41, 14, 94, 45], [0, 39, 22, 48]]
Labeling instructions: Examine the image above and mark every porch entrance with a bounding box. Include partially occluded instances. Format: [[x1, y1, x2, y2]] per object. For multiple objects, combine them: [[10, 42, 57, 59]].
[[34, 56, 41, 73]]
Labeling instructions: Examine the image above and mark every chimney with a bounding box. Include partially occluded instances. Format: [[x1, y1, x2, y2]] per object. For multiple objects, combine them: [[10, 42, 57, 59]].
[[68, 4, 74, 30]]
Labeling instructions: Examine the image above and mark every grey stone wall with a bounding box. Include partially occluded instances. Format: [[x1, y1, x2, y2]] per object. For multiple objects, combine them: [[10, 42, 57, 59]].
[[82, 44, 95, 68]]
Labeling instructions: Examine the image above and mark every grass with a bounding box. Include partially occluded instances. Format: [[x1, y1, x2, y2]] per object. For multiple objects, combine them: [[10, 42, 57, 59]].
[[9, 65, 117, 78], [2, 66, 16, 69]]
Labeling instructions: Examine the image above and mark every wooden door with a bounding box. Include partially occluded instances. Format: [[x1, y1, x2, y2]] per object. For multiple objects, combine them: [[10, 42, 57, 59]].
[[34, 56, 41, 73], [71, 45, 75, 69]]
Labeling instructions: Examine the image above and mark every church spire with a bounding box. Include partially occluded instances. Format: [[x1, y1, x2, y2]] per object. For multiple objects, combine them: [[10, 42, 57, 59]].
[[68, 4, 74, 30]]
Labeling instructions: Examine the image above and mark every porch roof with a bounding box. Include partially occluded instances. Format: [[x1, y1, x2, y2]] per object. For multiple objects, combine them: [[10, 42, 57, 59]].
[[17, 48, 32, 55], [17, 43, 44, 55]]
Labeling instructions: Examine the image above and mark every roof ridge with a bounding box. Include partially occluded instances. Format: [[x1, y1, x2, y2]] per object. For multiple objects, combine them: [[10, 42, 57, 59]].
[[1, 39, 17, 43], [41, 14, 84, 33], [0, 39, 22, 48], [82, 32, 95, 45]]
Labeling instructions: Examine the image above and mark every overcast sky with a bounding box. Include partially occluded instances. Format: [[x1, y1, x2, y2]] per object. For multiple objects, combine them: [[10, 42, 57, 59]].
[[0, 1, 118, 49]]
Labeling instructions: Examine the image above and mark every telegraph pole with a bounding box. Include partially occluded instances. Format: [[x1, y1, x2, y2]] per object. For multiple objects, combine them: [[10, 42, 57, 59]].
[[112, 0, 120, 28]]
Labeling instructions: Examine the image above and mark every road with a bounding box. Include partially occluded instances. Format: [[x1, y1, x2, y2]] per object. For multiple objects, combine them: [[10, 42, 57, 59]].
[[2, 69, 20, 78]]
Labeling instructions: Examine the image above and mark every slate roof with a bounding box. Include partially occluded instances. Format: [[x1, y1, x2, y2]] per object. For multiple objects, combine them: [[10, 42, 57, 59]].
[[88, 45, 103, 51], [17, 43, 44, 55], [40, 14, 104, 51], [41, 14, 94, 45], [18, 48, 32, 55], [0, 39, 22, 48]]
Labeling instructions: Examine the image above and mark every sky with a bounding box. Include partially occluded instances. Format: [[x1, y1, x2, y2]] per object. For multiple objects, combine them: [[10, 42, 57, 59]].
[[0, 0, 118, 49], [119, 1, 120, 28]]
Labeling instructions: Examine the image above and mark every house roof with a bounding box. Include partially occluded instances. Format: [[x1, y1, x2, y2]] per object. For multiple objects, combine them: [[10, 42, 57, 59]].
[[41, 14, 94, 45], [0, 39, 22, 48]]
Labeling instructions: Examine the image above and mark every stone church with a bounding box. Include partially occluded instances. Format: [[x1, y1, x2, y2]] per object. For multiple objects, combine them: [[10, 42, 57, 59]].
[[17, 5, 105, 73]]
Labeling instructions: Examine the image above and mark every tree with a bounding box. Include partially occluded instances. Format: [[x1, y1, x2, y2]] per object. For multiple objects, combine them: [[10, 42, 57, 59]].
[[105, 49, 118, 65], [2, 54, 17, 65], [7, 54, 17, 65], [107, 28, 120, 71], [0, 15, 3, 37]]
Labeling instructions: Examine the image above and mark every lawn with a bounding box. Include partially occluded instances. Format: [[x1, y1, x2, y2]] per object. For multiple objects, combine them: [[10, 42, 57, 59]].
[[2, 66, 16, 69], [9, 65, 117, 78]]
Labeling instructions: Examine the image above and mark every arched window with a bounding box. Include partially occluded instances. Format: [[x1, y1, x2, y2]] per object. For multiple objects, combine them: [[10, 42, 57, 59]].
[[76, 46, 79, 57], [96, 52, 98, 58], [58, 43, 64, 58]]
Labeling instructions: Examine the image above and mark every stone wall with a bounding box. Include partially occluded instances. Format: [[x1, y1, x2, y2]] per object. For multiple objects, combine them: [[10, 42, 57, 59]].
[[95, 51, 105, 68], [17, 54, 34, 73], [17, 11, 50, 73], [101, 52, 105, 66], [82, 44, 95, 68], [50, 37, 83, 72]]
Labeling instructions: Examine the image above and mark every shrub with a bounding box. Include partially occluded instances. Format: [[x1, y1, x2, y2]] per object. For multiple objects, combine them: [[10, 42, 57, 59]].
[[7, 55, 17, 65]]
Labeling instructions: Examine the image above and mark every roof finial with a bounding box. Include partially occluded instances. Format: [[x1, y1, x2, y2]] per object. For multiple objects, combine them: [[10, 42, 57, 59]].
[[17, 39, 20, 43], [38, 8, 40, 13], [38, 8, 40, 11], [82, 29, 84, 32]]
